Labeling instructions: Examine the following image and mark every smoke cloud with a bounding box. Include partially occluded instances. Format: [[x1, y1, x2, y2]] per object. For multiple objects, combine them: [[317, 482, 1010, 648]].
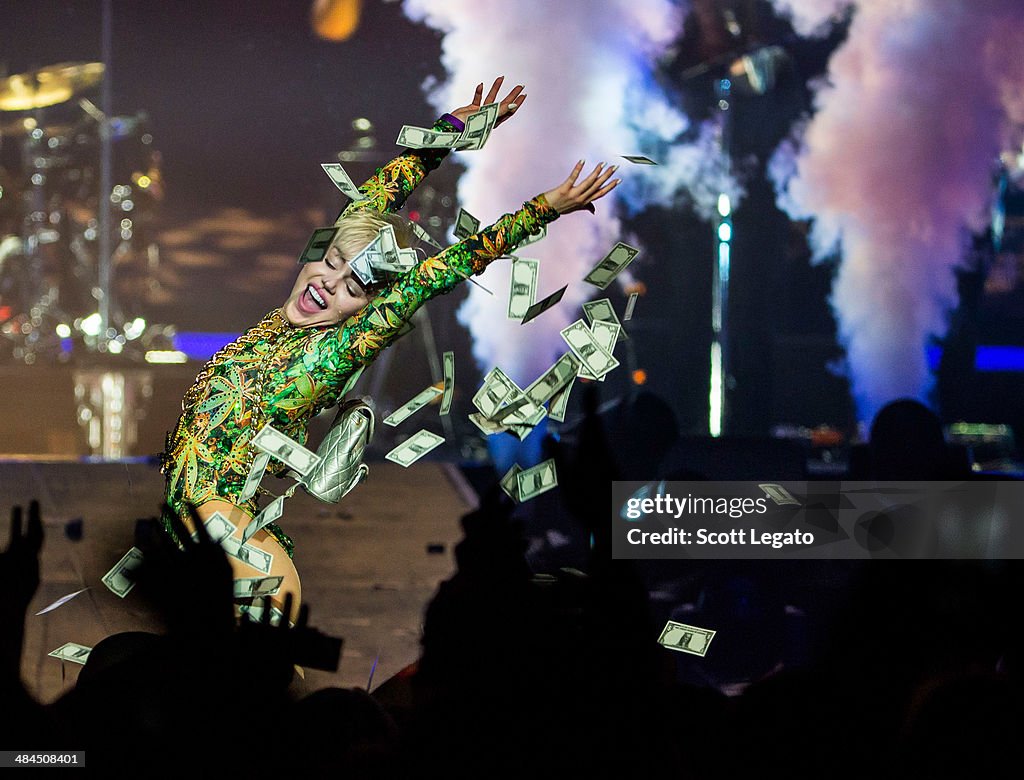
[[401, 0, 738, 391], [769, 0, 1024, 425]]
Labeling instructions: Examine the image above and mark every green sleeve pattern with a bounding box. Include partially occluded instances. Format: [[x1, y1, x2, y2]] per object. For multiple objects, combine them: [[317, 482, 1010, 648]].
[[342, 117, 458, 217], [271, 194, 560, 397]]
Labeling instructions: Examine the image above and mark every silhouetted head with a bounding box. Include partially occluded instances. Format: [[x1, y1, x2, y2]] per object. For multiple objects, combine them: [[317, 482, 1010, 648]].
[[869, 399, 950, 479]]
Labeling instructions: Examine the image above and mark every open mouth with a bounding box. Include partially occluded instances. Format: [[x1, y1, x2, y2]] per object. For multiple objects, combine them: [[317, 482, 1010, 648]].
[[304, 283, 328, 311]]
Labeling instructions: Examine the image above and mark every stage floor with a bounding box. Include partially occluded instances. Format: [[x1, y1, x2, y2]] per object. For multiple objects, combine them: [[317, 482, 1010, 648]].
[[2, 459, 477, 703]]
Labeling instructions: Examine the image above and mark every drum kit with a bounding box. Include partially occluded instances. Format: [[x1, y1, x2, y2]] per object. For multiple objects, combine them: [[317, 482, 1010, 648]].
[[0, 61, 168, 364]]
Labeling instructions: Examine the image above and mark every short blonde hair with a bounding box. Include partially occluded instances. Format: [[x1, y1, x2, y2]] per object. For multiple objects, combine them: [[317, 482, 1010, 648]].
[[332, 209, 413, 260]]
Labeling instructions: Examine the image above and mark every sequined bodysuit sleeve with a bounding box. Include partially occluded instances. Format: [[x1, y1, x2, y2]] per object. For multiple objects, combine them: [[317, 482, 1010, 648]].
[[265, 194, 560, 414]]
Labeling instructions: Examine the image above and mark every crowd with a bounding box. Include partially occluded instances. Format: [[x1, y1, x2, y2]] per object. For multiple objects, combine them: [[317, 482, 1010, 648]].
[[1, 387, 1021, 778]]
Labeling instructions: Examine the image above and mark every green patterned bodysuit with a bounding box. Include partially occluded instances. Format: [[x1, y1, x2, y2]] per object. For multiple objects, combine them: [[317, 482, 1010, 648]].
[[161, 117, 559, 557]]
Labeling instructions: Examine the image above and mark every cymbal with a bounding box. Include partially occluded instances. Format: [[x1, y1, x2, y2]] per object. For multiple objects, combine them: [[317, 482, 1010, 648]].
[[0, 62, 104, 111]]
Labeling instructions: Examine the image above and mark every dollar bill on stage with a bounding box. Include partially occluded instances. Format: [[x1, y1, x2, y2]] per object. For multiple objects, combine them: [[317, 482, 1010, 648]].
[[560, 319, 619, 379], [252, 423, 321, 477], [507, 258, 539, 320], [385, 429, 445, 467], [583, 242, 640, 290], [384, 386, 443, 427], [441, 351, 455, 416], [516, 459, 558, 502], [101, 546, 145, 598], [454, 208, 481, 241], [48, 642, 92, 665], [657, 620, 716, 657], [321, 162, 369, 202]]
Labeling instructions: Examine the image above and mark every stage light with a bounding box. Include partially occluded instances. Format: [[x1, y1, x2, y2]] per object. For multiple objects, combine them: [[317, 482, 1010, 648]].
[[145, 350, 188, 364], [55, 324, 71, 338], [124, 318, 146, 340], [718, 222, 732, 242], [632, 369, 647, 385], [80, 313, 102, 336], [136, 175, 151, 188], [108, 339, 123, 354], [312, 0, 362, 42], [352, 117, 372, 131], [718, 193, 731, 217]]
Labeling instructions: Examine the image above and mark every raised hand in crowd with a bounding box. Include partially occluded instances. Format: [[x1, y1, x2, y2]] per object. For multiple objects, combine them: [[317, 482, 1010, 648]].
[[133, 504, 235, 640], [0, 501, 44, 682]]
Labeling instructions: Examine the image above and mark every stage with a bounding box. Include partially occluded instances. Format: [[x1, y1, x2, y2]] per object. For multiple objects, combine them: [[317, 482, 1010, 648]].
[[4, 459, 477, 703]]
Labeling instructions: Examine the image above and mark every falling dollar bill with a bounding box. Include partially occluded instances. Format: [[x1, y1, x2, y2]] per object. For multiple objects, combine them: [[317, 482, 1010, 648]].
[[468, 412, 509, 436], [472, 367, 518, 419], [759, 483, 801, 506], [507, 258, 539, 320], [516, 459, 558, 502], [583, 242, 641, 290], [35, 588, 89, 616], [376, 223, 402, 271], [623, 291, 639, 321], [561, 319, 619, 379], [396, 125, 462, 149], [252, 423, 321, 477], [239, 451, 271, 503], [321, 162, 369, 202], [409, 220, 443, 249], [222, 535, 273, 574], [298, 226, 338, 264], [233, 576, 284, 599], [583, 297, 627, 342], [621, 154, 658, 165], [240, 495, 285, 546], [500, 464, 522, 502], [548, 378, 574, 423], [589, 320, 621, 383], [517, 224, 547, 250], [101, 547, 145, 598], [48, 642, 92, 665], [455, 102, 499, 150], [454, 208, 481, 241], [385, 429, 445, 467], [657, 620, 716, 657], [525, 352, 581, 406], [520, 285, 567, 325], [384, 386, 443, 427], [441, 351, 455, 416]]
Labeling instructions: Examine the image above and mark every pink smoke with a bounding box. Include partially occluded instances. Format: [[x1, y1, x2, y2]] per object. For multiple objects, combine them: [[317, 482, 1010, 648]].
[[770, 0, 1024, 425]]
